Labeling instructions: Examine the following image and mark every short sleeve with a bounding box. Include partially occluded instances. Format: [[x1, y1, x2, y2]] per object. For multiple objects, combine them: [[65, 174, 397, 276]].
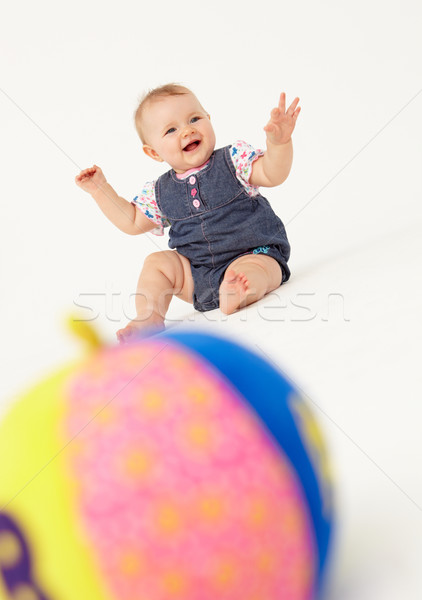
[[229, 140, 264, 197], [132, 181, 170, 236]]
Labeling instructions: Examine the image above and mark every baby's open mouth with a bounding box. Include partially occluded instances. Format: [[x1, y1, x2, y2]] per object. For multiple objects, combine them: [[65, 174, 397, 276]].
[[183, 141, 200, 152]]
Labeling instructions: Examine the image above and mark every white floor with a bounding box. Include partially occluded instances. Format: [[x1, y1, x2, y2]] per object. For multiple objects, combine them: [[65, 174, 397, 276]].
[[1, 1, 422, 597], [2, 218, 421, 598]]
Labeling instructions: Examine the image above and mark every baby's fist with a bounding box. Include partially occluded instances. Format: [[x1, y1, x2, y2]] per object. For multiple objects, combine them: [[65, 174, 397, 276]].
[[75, 165, 107, 195]]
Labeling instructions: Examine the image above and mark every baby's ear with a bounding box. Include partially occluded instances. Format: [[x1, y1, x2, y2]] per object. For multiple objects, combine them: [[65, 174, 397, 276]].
[[143, 145, 163, 162]]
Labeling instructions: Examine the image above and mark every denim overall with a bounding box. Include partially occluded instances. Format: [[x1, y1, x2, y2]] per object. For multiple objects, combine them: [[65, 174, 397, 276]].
[[155, 145, 291, 311]]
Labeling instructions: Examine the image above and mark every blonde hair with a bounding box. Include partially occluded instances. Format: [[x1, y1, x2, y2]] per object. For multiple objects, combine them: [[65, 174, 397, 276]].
[[134, 83, 192, 144]]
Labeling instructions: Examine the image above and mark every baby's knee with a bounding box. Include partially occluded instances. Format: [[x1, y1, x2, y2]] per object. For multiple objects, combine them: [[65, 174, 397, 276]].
[[142, 251, 186, 290], [143, 250, 175, 269]]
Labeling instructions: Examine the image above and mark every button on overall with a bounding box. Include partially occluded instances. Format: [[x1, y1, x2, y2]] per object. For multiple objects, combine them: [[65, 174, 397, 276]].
[[189, 175, 201, 208]]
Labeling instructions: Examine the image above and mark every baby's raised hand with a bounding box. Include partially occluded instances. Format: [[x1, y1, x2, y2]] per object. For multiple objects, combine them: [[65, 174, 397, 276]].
[[75, 165, 107, 195], [264, 93, 301, 145]]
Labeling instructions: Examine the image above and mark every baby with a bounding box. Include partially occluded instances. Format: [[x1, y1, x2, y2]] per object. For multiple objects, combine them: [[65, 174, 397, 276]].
[[75, 84, 300, 342]]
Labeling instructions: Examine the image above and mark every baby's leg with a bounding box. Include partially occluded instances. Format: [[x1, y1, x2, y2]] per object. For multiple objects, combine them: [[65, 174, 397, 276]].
[[219, 254, 282, 315], [117, 250, 194, 343]]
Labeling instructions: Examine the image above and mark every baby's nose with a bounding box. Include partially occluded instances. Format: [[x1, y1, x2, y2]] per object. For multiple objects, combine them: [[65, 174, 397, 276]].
[[182, 124, 196, 137]]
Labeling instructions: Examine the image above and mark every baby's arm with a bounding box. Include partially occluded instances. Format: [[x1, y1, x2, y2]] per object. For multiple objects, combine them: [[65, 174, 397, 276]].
[[75, 165, 156, 235], [249, 93, 301, 188]]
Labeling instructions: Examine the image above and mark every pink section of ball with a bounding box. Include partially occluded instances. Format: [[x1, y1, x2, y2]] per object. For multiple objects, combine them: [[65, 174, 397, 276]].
[[63, 340, 316, 600]]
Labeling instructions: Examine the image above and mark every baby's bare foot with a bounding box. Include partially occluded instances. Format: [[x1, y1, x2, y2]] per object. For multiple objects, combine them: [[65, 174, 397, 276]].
[[116, 312, 165, 344], [219, 269, 250, 314]]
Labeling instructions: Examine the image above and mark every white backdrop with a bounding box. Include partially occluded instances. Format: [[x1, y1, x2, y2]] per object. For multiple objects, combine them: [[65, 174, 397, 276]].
[[1, 1, 421, 598]]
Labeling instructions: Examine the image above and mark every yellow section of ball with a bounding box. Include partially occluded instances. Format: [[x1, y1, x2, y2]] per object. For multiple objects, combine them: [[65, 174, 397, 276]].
[[0, 364, 114, 600]]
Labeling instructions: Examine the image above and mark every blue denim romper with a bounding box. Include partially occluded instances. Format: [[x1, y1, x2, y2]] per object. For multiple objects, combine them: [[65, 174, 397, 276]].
[[155, 145, 291, 312]]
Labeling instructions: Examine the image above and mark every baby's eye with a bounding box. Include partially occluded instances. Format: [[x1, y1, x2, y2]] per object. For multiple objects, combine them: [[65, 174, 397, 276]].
[[190, 116, 201, 123], [165, 127, 176, 135]]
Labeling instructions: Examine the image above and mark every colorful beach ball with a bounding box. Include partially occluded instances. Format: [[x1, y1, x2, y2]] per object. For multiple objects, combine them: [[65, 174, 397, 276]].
[[0, 326, 333, 600]]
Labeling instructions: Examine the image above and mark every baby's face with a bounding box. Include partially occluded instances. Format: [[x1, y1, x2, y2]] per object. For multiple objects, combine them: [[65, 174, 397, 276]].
[[142, 93, 216, 173]]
